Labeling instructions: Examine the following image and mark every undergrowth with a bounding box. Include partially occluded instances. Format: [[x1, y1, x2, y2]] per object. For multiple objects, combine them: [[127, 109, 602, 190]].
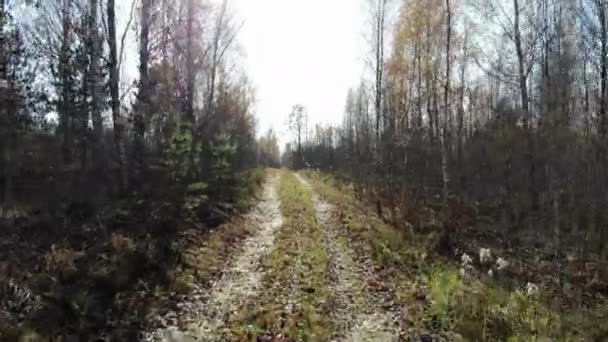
[[169, 169, 270, 295], [234, 168, 267, 211], [0, 169, 268, 341], [303, 170, 608, 341], [231, 171, 331, 341]]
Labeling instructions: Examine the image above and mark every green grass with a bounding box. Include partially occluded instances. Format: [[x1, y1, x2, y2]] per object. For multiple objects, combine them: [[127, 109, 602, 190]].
[[302, 170, 608, 341], [229, 171, 331, 341], [416, 268, 562, 341]]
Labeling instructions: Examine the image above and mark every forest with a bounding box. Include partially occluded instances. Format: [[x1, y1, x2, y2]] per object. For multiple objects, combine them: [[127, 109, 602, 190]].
[[286, 0, 608, 283], [0, 0, 277, 339], [1, 0, 608, 341]]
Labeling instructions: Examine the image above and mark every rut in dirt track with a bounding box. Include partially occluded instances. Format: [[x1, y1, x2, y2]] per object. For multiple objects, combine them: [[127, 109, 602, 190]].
[[295, 174, 403, 342], [146, 174, 284, 342]]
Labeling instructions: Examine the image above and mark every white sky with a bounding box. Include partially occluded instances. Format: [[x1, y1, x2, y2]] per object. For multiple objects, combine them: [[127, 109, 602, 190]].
[[229, 0, 368, 146]]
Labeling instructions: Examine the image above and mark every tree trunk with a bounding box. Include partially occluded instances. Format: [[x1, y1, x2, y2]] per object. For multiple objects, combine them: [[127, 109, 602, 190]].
[[513, 0, 538, 211], [513, 0, 530, 119], [598, 0, 608, 260], [107, 0, 128, 193], [415, 40, 423, 130], [185, 0, 195, 124], [297, 124, 302, 169], [553, 186, 560, 259], [442, 0, 452, 208], [89, 0, 103, 168], [207, 0, 228, 117], [457, 28, 468, 192], [374, 0, 386, 146], [2, 139, 11, 204], [432, 71, 439, 140], [1, 0, 10, 203], [441, 129, 450, 207], [0, 0, 6, 81], [60, 0, 72, 165], [134, 0, 152, 181], [599, 0, 607, 137]]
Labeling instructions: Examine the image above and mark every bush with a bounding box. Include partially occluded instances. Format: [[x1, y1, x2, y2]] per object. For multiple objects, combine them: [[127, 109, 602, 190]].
[[164, 120, 201, 183], [44, 245, 84, 279], [501, 290, 560, 341], [370, 223, 408, 267], [182, 181, 209, 221], [234, 168, 266, 210], [564, 300, 608, 340], [109, 234, 136, 255], [168, 270, 196, 294], [421, 269, 561, 340]]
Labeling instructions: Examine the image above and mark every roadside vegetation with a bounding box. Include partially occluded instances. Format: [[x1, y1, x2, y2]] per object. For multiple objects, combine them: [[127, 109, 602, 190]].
[[0, 169, 266, 341], [231, 172, 331, 341], [303, 171, 608, 341], [280, 0, 608, 338], [1, 0, 281, 339], [168, 169, 268, 296]]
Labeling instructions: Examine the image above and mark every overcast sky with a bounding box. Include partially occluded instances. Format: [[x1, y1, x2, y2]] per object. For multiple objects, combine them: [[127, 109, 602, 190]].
[[229, 0, 368, 146]]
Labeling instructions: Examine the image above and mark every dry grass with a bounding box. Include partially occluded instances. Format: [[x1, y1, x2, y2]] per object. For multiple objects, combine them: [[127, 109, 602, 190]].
[[109, 233, 136, 255], [44, 245, 85, 278], [179, 220, 251, 281]]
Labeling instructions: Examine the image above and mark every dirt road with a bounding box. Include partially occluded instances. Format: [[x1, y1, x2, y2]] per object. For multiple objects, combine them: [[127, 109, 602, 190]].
[[146, 171, 402, 342]]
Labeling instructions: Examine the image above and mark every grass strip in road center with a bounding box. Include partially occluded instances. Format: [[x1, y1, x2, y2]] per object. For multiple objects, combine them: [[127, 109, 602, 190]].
[[229, 172, 331, 341]]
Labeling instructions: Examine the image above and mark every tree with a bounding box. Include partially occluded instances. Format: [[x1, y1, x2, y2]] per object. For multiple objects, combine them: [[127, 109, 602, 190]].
[[206, 0, 242, 116], [58, 0, 75, 165], [88, 0, 103, 168], [298, 0, 608, 260], [0, 2, 31, 203], [258, 128, 281, 168], [184, 0, 196, 123], [593, 0, 608, 137], [370, 0, 389, 146], [288, 104, 307, 169], [132, 0, 154, 179], [441, 0, 452, 208], [107, 0, 128, 193]]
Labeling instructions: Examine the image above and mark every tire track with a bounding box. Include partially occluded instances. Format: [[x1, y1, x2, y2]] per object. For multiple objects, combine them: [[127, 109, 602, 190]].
[[295, 174, 402, 342], [145, 173, 284, 342]]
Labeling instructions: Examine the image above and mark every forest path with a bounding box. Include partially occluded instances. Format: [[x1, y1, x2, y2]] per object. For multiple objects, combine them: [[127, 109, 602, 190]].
[[295, 174, 402, 342], [147, 173, 284, 342]]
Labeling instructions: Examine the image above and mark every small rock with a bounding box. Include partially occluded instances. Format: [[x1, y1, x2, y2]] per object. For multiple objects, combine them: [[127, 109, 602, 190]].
[[479, 248, 492, 264]]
